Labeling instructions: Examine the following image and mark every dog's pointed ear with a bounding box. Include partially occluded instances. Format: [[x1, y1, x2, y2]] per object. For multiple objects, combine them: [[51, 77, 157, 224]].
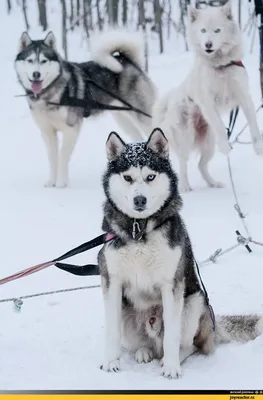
[[106, 132, 126, 161], [43, 31, 56, 49], [188, 5, 198, 23], [18, 32, 32, 52], [221, 0, 232, 20], [146, 128, 169, 157]]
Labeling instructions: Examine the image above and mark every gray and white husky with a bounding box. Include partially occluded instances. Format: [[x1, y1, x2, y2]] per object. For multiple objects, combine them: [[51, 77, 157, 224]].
[[14, 31, 156, 188], [98, 128, 263, 378], [153, 1, 263, 192]]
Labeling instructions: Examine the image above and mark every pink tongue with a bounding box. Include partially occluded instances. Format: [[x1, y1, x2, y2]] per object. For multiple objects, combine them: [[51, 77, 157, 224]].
[[31, 81, 42, 94]]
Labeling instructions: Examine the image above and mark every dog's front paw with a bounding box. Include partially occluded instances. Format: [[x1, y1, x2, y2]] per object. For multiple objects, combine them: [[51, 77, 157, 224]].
[[44, 179, 56, 188], [100, 359, 120, 373], [218, 139, 232, 155], [253, 138, 263, 156], [161, 364, 181, 379], [135, 347, 153, 364], [55, 179, 68, 188], [179, 182, 192, 193]]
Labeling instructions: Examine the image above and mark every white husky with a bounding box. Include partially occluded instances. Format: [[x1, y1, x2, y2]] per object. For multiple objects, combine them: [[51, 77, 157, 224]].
[[153, 1, 263, 192]]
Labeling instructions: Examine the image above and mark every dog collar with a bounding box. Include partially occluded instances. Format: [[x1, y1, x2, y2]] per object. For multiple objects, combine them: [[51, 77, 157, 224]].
[[105, 219, 147, 243], [217, 60, 245, 69], [132, 219, 147, 241]]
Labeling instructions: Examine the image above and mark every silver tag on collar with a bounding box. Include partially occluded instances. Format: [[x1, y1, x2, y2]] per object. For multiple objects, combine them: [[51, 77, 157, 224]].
[[132, 221, 141, 240]]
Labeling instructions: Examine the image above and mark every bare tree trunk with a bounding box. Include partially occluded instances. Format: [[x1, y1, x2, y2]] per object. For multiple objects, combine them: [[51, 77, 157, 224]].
[[37, 0, 48, 31], [167, 0, 172, 40], [7, 0, 12, 14], [179, 0, 188, 51], [60, 0, 68, 60], [22, 0, 29, 30], [88, 0, 93, 30], [112, 0, 119, 25], [96, 0, 102, 30], [70, 0, 74, 26], [107, 0, 114, 25], [138, 0, 148, 72], [122, 0, 127, 25], [83, 0, 89, 38], [154, 0, 164, 53], [238, 0, 241, 29], [76, 0, 80, 26]]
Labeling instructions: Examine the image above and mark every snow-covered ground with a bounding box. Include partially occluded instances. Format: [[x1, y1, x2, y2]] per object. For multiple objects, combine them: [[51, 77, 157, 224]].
[[0, 0, 262, 391]]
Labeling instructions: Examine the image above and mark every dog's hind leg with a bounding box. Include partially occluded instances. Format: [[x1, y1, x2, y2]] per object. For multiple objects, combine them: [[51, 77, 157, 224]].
[[57, 125, 81, 188], [198, 129, 224, 189], [41, 129, 58, 188], [179, 157, 192, 193]]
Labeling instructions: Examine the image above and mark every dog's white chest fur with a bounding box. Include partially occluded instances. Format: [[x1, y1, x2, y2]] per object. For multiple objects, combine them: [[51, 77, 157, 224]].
[[105, 231, 181, 309], [30, 101, 72, 132]]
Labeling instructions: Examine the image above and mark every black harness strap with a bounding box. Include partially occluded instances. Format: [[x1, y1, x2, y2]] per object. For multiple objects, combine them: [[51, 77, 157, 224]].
[[47, 78, 152, 119], [55, 262, 100, 276], [194, 258, 216, 331], [53, 233, 106, 263], [52, 233, 111, 276], [219, 60, 245, 139], [227, 107, 239, 139]]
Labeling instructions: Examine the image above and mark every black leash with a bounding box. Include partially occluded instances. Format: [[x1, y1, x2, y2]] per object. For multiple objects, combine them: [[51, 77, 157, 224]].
[[48, 78, 152, 119], [53, 233, 113, 276], [227, 107, 239, 139], [16, 77, 152, 119], [194, 258, 216, 331]]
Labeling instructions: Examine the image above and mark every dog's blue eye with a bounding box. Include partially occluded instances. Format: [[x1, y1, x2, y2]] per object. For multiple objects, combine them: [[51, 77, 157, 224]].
[[201, 28, 206, 33], [27, 59, 33, 63], [214, 28, 221, 33], [41, 60, 47, 64], [124, 175, 132, 183], [146, 174, 156, 182]]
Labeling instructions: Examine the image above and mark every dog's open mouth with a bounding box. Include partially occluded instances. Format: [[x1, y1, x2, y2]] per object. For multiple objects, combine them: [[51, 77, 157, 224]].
[[29, 80, 43, 94], [205, 49, 214, 54]]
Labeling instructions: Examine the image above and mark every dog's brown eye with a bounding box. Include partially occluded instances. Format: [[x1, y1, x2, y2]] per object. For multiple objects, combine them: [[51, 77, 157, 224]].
[[124, 175, 132, 183], [41, 60, 47, 64], [146, 174, 156, 182]]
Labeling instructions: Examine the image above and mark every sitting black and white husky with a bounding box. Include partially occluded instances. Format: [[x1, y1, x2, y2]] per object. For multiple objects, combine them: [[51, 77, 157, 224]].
[[14, 31, 156, 188], [98, 128, 263, 378]]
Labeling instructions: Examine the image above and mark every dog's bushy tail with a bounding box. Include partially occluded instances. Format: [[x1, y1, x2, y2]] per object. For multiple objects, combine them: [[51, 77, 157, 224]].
[[215, 314, 263, 344], [91, 30, 143, 73]]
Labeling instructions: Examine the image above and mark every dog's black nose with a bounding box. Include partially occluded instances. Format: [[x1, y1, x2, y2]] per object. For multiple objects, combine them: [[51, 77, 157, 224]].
[[33, 71, 41, 80], [205, 41, 213, 49], [133, 195, 147, 211]]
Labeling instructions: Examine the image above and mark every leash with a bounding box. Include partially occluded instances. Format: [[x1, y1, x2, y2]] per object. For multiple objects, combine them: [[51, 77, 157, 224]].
[[227, 107, 239, 139], [0, 233, 116, 287], [16, 70, 152, 119], [1, 218, 215, 333], [194, 258, 216, 331], [222, 60, 245, 140], [47, 78, 152, 119]]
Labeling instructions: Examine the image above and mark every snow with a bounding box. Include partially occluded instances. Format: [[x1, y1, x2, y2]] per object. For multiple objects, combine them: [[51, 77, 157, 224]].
[[0, 0, 263, 391]]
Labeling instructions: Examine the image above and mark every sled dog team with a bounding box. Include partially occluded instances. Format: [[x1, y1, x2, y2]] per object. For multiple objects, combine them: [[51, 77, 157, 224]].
[[14, 1, 263, 379]]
